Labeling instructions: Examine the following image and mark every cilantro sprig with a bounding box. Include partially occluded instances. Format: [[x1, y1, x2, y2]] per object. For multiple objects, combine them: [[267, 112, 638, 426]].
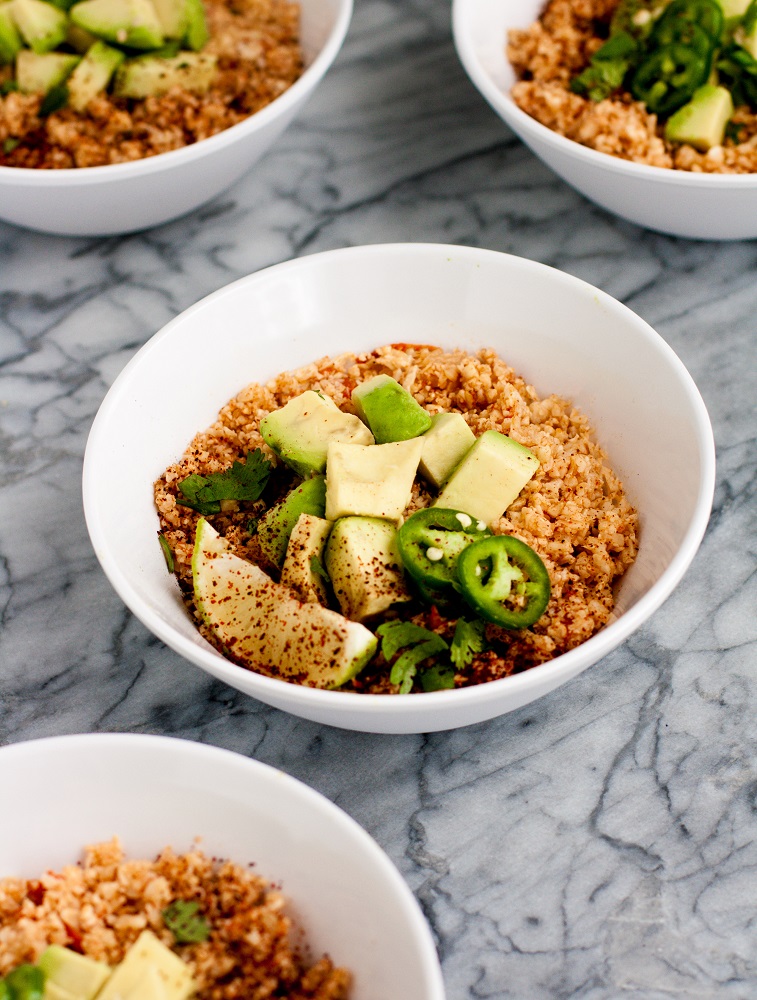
[[177, 449, 272, 516], [162, 900, 210, 944], [376, 621, 449, 694], [449, 618, 487, 670]]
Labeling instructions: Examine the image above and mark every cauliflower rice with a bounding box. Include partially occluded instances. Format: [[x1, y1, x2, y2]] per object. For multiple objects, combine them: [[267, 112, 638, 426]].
[[508, 0, 757, 172], [0, 838, 350, 999], [154, 344, 639, 693]]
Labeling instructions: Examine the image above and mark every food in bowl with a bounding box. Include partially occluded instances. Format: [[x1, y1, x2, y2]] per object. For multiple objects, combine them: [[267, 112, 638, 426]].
[[0, 837, 351, 998], [154, 343, 639, 695], [508, 0, 757, 171], [0, 0, 302, 168]]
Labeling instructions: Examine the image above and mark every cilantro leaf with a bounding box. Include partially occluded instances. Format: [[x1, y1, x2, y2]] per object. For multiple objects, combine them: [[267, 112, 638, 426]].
[[158, 532, 174, 574], [449, 618, 487, 669], [310, 553, 329, 581], [162, 900, 210, 943], [421, 664, 456, 692], [177, 450, 272, 516], [376, 621, 448, 694]]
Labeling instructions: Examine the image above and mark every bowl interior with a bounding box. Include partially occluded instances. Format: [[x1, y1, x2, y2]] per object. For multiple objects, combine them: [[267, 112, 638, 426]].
[[0, 734, 444, 1000], [83, 244, 713, 728]]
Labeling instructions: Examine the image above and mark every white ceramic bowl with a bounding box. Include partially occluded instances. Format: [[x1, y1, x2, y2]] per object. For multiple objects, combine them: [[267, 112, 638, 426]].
[[452, 0, 757, 240], [82, 243, 715, 733], [0, 0, 352, 236], [0, 732, 445, 999]]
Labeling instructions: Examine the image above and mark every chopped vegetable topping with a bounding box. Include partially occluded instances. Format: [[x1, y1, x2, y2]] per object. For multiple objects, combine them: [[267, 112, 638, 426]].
[[397, 508, 491, 593], [158, 532, 174, 573], [309, 553, 330, 581], [162, 899, 210, 944], [376, 621, 449, 694], [449, 618, 487, 669], [177, 450, 272, 516], [456, 536, 551, 630], [1, 965, 44, 1000]]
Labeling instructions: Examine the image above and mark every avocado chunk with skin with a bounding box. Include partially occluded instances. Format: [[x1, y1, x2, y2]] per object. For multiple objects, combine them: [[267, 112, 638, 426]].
[[66, 39, 124, 109], [69, 0, 164, 50], [193, 519, 377, 687], [260, 390, 374, 478], [16, 48, 78, 91], [325, 437, 424, 522], [0, 6, 22, 65], [39, 946, 111, 1000], [13, 0, 67, 53], [418, 412, 476, 489], [280, 512, 332, 604], [113, 49, 215, 96], [352, 374, 432, 444], [665, 84, 733, 150], [95, 930, 193, 1000], [182, 0, 207, 49], [325, 516, 413, 622], [257, 475, 326, 567], [435, 429, 540, 525]]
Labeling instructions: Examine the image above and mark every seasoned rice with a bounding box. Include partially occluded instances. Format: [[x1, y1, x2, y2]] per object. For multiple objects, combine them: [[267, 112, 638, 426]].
[[154, 344, 639, 692], [0, 838, 351, 999], [508, 0, 757, 172]]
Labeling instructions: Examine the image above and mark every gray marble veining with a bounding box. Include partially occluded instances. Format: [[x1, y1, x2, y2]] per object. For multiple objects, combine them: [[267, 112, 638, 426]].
[[1, 0, 756, 997]]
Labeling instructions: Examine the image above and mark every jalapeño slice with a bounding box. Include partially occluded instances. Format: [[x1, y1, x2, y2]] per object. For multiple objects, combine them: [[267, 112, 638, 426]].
[[398, 507, 491, 593], [456, 535, 550, 630], [651, 0, 724, 45], [631, 43, 710, 115]]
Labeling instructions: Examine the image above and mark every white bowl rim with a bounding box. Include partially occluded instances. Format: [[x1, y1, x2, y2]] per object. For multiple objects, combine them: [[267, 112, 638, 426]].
[[0, 0, 353, 187], [0, 731, 446, 995], [452, 0, 757, 190], [83, 242, 716, 721]]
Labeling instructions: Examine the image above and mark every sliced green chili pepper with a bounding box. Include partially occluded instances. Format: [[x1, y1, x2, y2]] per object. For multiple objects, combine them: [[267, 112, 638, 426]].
[[456, 536, 550, 630], [3, 966, 44, 1000], [397, 508, 491, 593], [651, 0, 724, 45], [631, 43, 710, 115]]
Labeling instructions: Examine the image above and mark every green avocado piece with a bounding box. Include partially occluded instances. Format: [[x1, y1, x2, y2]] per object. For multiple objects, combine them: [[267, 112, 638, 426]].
[[193, 519, 377, 688], [16, 48, 79, 91], [418, 412, 476, 489], [716, 0, 751, 21], [325, 516, 413, 622], [665, 84, 733, 150], [113, 49, 215, 96], [260, 390, 374, 479], [182, 0, 206, 49], [325, 437, 423, 522], [66, 39, 124, 109], [257, 475, 327, 567], [96, 931, 193, 1000], [150, 0, 185, 37], [280, 512, 332, 605], [0, 5, 22, 64], [434, 429, 540, 526], [351, 374, 432, 444], [39, 945, 111, 1000], [69, 0, 163, 50], [13, 0, 68, 53]]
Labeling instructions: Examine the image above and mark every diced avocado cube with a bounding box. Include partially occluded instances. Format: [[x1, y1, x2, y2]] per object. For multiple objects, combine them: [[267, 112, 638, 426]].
[[715, 0, 751, 21], [257, 475, 327, 567], [16, 48, 79, 92], [434, 429, 539, 525], [69, 0, 163, 50], [194, 519, 377, 688], [736, 5, 757, 58], [150, 0, 185, 37], [260, 390, 374, 479], [665, 85, 733, 151], [13, 0, 67, 52], [325, 516, 412, 622], [182, 0, 206, 48], [113, 50, 216, 96], [66, 39, 123, 109], [325, 437, 424, 523], [121, 965, 167, 1000], [39, 945, 111, 1000], [0, 5, 22, 64], [44, 983, 79, 1000], [280, 512, 332, 605], [95, 930, 194, 1000], [351, 374, 432, 444], [418, 412, 476, 489]]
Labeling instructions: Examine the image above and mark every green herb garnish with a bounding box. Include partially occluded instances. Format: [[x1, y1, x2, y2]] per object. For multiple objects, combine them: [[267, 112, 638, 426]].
[[420, 664, 456, 691], [310, 553, 329, 581], [2, 137, 19, 154], [162, 900, 210, 944], [39, 85, 68, 117], [449, 618, 487, 669], [158, 532, 174, 573], [0, 80, 18, 96], [178, 449, 272, 516], [376, 621, 448, 694], [3, 965, 44, 1000]]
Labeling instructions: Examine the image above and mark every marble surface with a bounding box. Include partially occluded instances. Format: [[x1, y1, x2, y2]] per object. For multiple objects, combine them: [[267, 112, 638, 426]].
[[1, 0, 756, 996]]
